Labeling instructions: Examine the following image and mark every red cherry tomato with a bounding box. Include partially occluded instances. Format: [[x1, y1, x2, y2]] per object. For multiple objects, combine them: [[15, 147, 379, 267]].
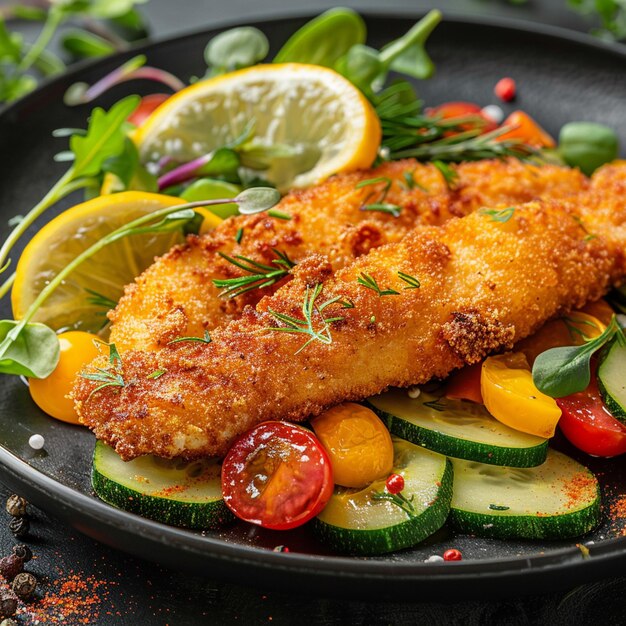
[[494, 77, 516, 102], [426, 101, 497, 133], [221, 421, 334, 530], [556, 368, 626, 458], [446, 362, 484, 404], [385, 473, 405, 495], [128, 93, 170, 126]]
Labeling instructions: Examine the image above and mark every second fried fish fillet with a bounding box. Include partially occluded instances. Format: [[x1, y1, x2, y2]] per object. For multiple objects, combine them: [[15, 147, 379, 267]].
[[108, 158, 586, 352], [75, 160, 626, 459]]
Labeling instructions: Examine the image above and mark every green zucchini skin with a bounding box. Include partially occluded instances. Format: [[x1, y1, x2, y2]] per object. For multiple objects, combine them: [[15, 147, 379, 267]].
[[366, 393, 548, 468], [314, 441, 453, 555], [597, 340, 626, 421], [92, 443, 233, 530], [449, 452, 602, 540]]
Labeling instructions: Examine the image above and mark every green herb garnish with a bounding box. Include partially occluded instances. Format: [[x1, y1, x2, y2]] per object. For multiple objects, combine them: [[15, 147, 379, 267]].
[[357, 272, 399, 297], [168, 330, 212, 345], [480, 207, 516, 223], [532, 314, 626, 397], [398, 272, 420, 289], [213, 249, 295, 299], [82, 342, 125, 400], [266, 284, 345, 354]]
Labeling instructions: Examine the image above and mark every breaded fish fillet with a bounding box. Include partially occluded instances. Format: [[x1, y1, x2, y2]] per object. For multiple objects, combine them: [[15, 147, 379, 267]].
[[75, 163, 626, 460], [108, 158, 586, 351]]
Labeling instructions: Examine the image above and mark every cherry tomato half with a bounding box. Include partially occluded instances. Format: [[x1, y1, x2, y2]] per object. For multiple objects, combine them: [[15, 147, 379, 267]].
[[446, 362, 483, 404], [557, 366, 626, 458], [221, 421, 334, 530], [128, 93, 170, 126], [496, 111, 555, 148], [29, 331, 101, 424]]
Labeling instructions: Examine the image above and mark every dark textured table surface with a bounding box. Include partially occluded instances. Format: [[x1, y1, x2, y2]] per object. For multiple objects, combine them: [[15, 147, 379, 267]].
[[1, 1, 626, 624]]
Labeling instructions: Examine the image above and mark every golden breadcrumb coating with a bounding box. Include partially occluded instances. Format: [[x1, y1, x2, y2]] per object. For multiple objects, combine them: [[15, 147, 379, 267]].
[[74, 161, 626, 460], [108, 158, 586, 351]]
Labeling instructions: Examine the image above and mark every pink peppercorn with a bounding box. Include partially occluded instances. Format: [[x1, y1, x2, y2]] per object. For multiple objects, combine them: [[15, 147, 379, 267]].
[[443, 549, 463, 561], [494, 77, 516, 102]]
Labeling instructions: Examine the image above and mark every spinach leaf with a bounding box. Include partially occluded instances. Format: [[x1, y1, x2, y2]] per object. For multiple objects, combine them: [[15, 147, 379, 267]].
[[274, 8, 366, 67], [205, 27, 269, 73], [0, 321, 60, 378]]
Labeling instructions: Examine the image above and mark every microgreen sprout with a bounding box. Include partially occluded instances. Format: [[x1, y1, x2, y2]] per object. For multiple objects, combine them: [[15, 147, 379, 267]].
[[64, 55, 185, 106]]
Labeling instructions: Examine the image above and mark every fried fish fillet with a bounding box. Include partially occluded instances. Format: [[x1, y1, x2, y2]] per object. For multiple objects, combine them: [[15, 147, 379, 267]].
[[75, 162, 626, 460], [108, 158, 586, 352]]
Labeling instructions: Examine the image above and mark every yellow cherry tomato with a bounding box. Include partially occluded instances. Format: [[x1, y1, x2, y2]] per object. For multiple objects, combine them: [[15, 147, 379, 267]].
[[481, 352, 562, 439], [29, 331, 101, 424], [517, 312, 605, 366], [311, 403, 393, 488]]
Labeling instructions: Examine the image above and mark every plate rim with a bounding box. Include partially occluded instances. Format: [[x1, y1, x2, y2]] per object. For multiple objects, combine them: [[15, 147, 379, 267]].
[[1, 9, 626, 595]]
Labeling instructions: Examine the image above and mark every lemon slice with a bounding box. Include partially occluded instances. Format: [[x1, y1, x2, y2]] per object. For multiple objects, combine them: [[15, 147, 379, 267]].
[[134, 63, 381, 191], [12, 191, 222, 333]]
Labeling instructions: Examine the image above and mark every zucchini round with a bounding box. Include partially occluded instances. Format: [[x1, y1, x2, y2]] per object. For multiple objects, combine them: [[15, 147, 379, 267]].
[[314, 438, 452, 555], [92, 441, 233, 529], [449, 449, 601, 540], [366, 389, 548, 467]]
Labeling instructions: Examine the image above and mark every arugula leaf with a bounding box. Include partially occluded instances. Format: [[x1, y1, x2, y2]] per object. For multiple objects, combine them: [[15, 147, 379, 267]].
[[532, 315, 624, 397], [0, 321, 59, 378], [71, 96, 139, 178]]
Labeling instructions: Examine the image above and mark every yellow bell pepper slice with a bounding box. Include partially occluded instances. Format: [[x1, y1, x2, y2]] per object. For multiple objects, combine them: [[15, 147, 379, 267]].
[[481, 352, 561, 438], [311, 403, 393, 488]]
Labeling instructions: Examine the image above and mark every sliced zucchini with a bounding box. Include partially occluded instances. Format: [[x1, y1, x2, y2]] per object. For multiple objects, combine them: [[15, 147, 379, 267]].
[[92, 441, 233, 529], [598, 339, 626, 420], [366, 389, 548, 467], [314, 438, 452, 555], [449, 449, 601, 540]]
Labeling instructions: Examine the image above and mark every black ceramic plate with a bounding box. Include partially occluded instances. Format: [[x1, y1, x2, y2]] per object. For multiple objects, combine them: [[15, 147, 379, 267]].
[[1, 12, 626, 601]]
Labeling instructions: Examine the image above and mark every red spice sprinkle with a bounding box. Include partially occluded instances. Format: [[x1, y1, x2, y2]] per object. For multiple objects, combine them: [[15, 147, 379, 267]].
[[494, 77, 516, 102], [443, 549, 462, 561], [386, 473, 405, 495], [610, 495, 626, 520], [563, 472, 597, 509]]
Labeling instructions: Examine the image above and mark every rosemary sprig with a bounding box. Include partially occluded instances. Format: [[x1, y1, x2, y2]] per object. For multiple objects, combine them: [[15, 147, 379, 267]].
[[357, 272, 399, 297], [213, 249, 296, 299], [480, 207, 516, 223], [401, 170, 428, 192], [235, 227, 244, 244], [82, 342, 125, 400], [168, 330, 212, 345], [398, 272, 420, 289], [433, 160, 459, 189], [147, 369, 166, 380], [266, 283, 345, 354], [356, 176, 402, 217], [371, 490, 416, 517], [267, 208, 292, 220], [85, 288, 118, 310]]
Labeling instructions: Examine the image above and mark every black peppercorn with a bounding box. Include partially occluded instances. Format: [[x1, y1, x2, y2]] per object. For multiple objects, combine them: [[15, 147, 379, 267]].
[[0, 555, 23, 581], [5, 495, 26, 518], [0, 590, 17, 619], [8, 516, 29, 539], [12, 545, 32, 563], [12, 572, 36, 600], [0, 618, 18, 626]]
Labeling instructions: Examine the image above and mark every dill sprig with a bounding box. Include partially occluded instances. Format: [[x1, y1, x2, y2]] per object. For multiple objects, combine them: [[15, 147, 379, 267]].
[[82, 342, 125, 400], [213, 249, 296, 299], [266, 283, 346, 354], [357, 272, 399, 297]]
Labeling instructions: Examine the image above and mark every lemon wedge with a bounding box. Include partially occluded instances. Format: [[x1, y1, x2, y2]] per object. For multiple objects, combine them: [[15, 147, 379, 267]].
[[12, 191, 222, 333], [134, 63, 381, 191]]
